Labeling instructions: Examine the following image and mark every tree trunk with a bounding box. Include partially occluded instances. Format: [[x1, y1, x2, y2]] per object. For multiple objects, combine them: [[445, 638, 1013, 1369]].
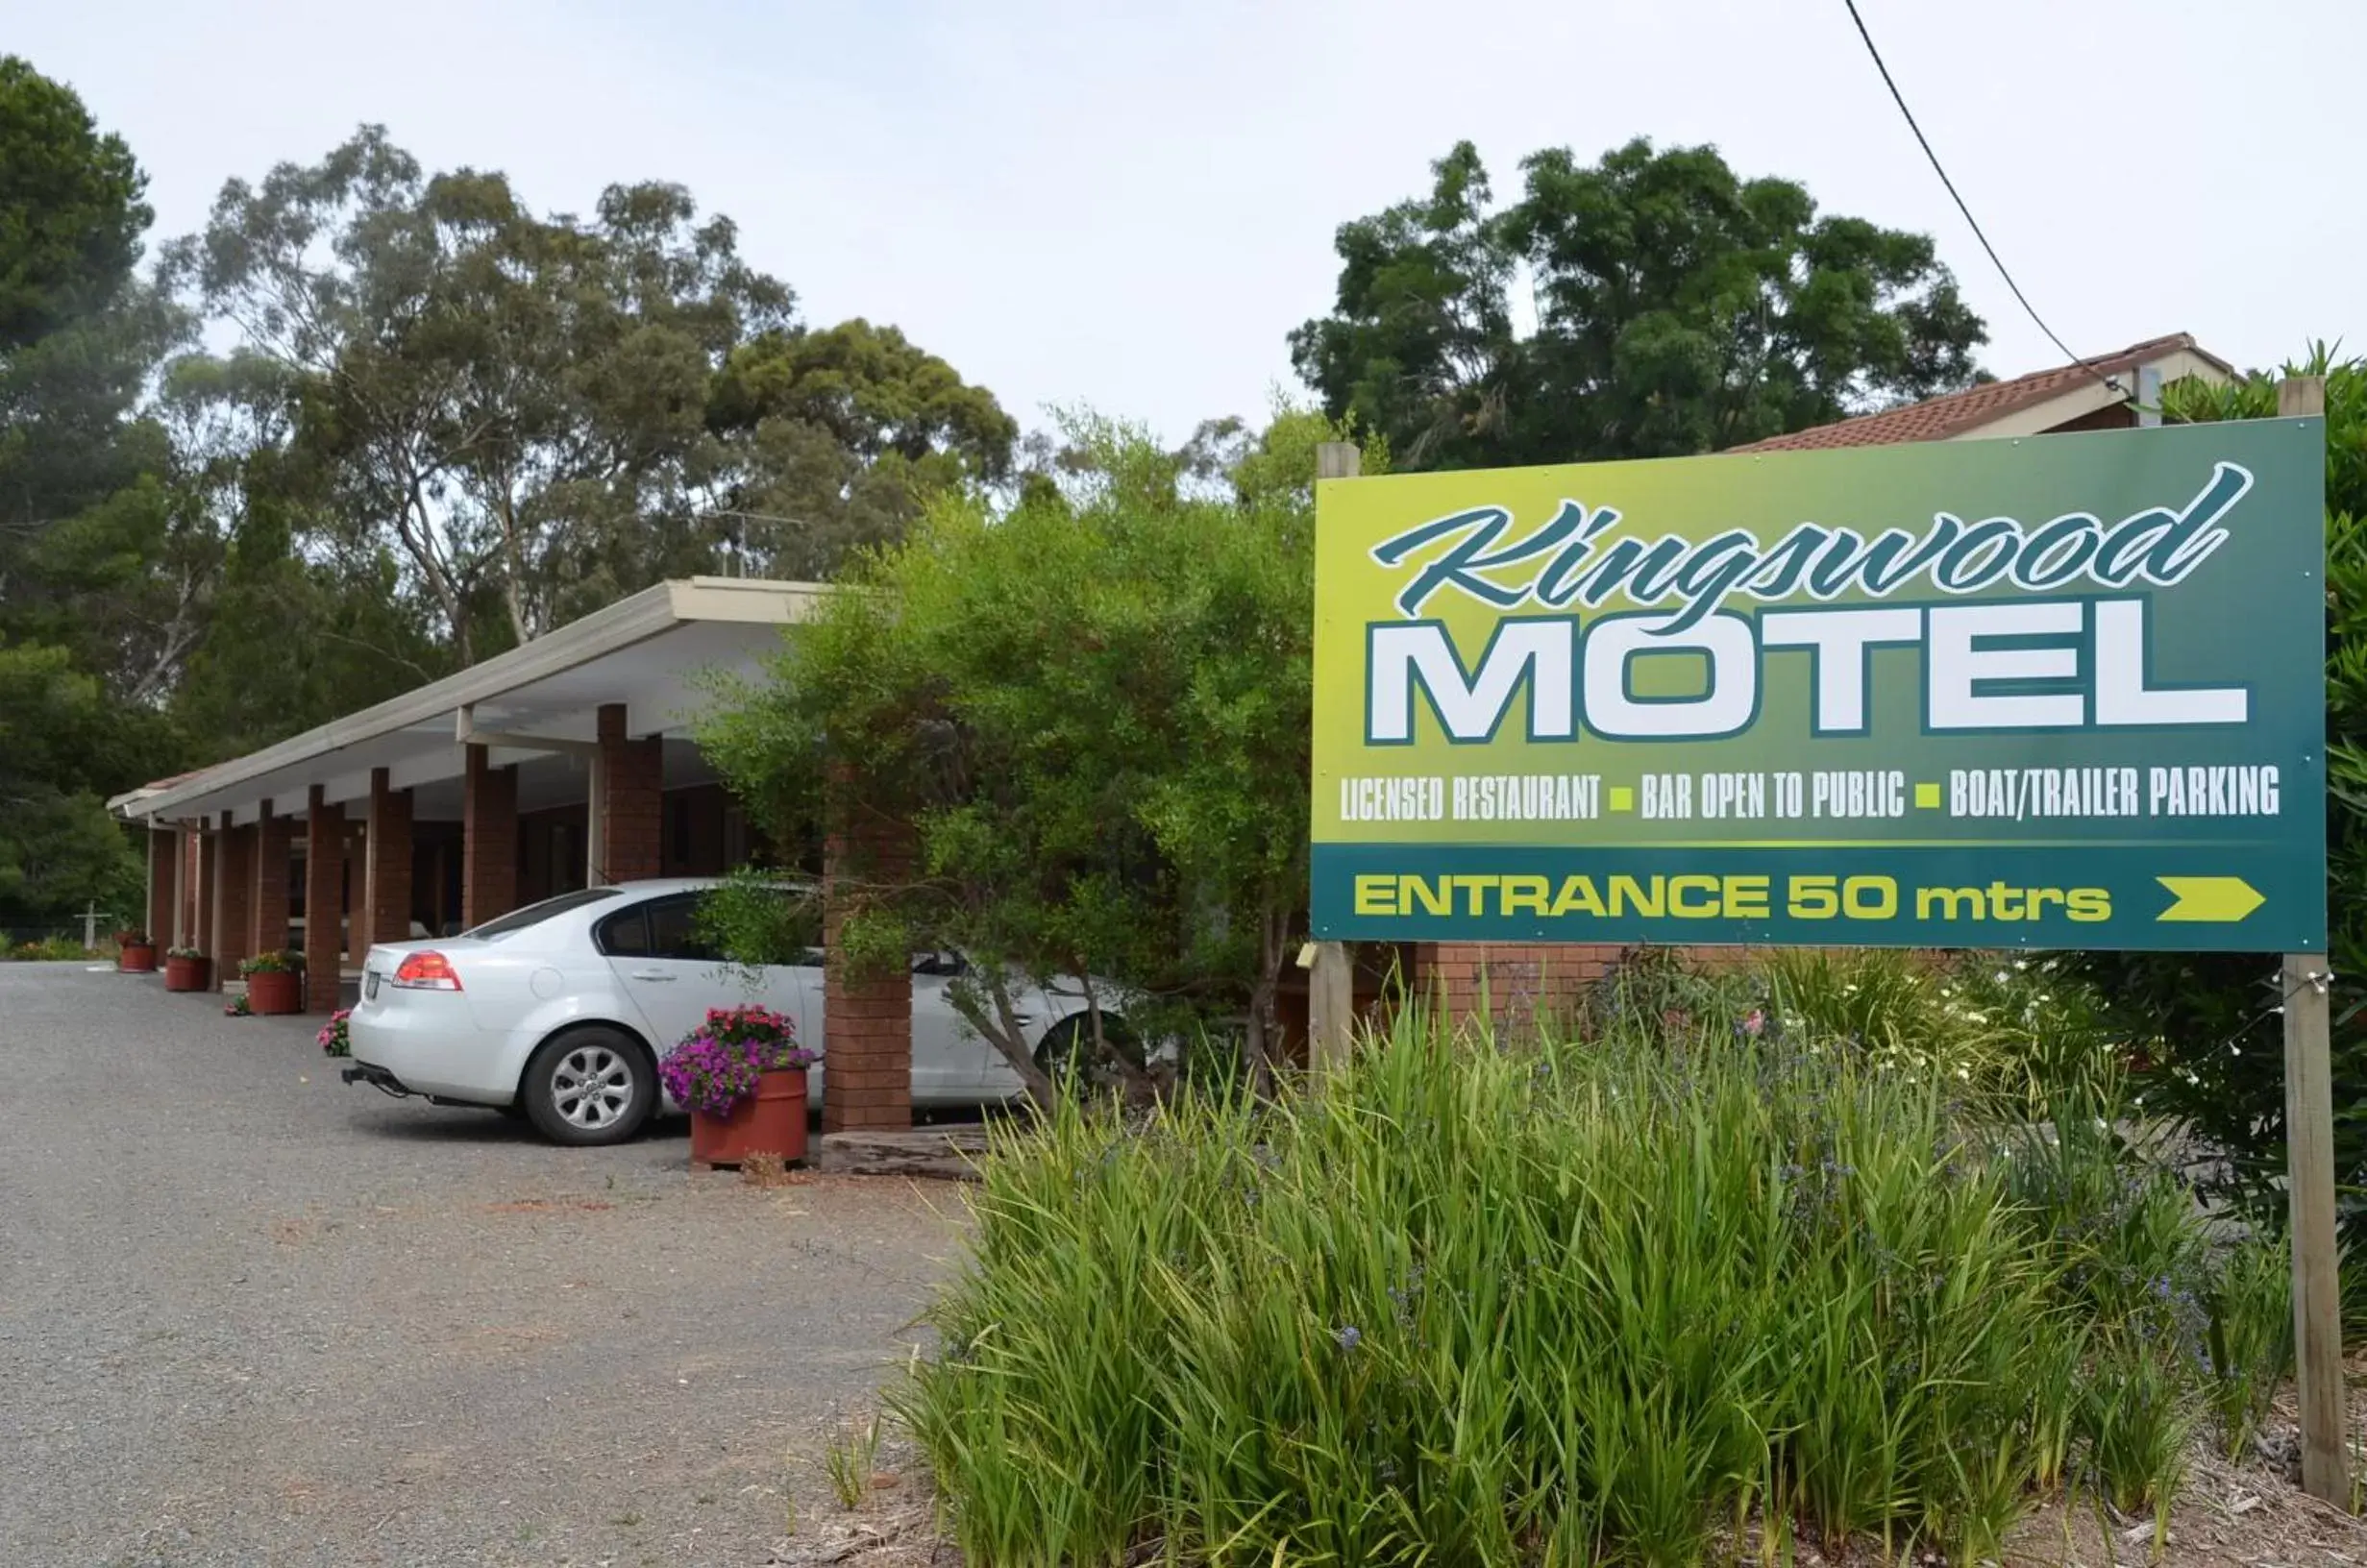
[[1244, 977, 1277, 1099], [947, 969, 1060, 1109], [496, 484, 531, 650], [1241, 909, 1285, 1097], [397, 473, 472, 666], [1077, 974, 1159, 1101]]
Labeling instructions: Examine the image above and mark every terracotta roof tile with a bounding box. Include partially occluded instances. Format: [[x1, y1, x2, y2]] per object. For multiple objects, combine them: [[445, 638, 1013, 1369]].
[[1729, 333, 2231, 453]]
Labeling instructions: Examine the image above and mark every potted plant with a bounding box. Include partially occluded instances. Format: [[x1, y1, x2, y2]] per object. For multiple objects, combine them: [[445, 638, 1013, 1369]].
[[317, 1008, 352, 1057], [240, 949, 303, 1015], [116, 930, 157, 974], [162, 944, 212, 992], [658, 1005, 815, 1167]]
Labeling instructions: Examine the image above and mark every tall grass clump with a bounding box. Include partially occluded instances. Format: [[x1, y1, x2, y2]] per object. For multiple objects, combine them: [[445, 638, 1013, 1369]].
[[898, 991, 2258, 1566]]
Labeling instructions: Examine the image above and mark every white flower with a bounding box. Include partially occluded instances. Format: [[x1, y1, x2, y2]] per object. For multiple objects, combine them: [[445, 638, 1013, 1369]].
[[1993, 970, 2009, 984]]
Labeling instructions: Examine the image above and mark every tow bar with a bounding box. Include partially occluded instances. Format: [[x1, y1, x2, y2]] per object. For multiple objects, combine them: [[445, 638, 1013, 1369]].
[[339, 1061, 413, 1098]]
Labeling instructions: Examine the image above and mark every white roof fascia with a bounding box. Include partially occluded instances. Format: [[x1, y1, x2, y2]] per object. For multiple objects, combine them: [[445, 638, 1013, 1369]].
[[121, 577, 825, 823]]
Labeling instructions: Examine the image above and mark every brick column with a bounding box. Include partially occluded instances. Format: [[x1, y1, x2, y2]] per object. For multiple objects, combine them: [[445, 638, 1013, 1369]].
[[305, 785, 345, 1014], [462, 745, 518, 927], [214, 815, 252, 988], [363, 768, 414, 953], [253, 800, 290, 957], [145, 829, 174, 944], [822, 801, 916, 1133], [595, 703, 663, 884]]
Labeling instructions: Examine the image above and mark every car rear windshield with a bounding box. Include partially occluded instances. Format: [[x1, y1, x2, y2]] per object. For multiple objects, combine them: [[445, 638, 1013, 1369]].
[[462, 887, 625, 941]]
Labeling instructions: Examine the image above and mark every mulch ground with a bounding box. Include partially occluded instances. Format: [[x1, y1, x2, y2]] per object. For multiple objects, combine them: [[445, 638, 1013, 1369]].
[[774, 1371, 2367, 1568]]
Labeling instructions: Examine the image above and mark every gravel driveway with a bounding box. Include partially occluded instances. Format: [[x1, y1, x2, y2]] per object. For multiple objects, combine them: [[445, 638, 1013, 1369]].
[[0, 962, 966, 1567]]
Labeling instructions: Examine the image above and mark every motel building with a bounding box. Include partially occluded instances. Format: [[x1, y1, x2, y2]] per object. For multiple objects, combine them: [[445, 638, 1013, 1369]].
[[109, 333, 2239, 1103], [107, 576, 916, 1135]]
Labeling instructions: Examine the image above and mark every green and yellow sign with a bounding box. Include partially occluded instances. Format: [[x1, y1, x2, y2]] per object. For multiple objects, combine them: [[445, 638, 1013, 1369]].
[[1311, 419, 2328, 950]]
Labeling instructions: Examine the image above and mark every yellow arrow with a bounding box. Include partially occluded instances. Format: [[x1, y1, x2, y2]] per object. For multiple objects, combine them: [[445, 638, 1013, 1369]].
[[2156, 876, 2266, 922]]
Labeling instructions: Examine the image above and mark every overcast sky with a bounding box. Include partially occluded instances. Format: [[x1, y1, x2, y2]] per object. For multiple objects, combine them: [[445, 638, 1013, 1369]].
[[17, 0, 2362, 443]]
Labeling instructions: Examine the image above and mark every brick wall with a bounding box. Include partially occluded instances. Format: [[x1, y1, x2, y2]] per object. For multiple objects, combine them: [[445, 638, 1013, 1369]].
[[193, 829, 215, 956], [822, 801, 915, 1133], [146, 830, 173, 944], [462, 746, 518, 927], [663, 783, 732, 875], [253, 805, 290, 956], [365, 770, 413, 952], [595, 704, 663, 884], [214, 821, 252, 986], [1410, 941, 1626, 1039]]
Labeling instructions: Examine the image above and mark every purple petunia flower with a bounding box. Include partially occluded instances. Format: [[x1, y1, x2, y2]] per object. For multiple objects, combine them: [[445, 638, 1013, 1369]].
[[657, 1005, 815, 1115]]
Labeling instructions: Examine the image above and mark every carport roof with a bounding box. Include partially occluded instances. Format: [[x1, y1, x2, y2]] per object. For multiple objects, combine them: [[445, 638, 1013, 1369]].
[[112, 576, 825, 826]]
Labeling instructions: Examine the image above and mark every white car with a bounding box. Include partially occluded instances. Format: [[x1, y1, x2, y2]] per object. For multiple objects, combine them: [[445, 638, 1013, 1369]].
[[339, 878, 1132, 1145]]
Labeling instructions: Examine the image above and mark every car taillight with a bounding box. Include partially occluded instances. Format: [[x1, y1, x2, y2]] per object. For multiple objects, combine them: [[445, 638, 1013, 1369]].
[[392, 950, 463, 991]]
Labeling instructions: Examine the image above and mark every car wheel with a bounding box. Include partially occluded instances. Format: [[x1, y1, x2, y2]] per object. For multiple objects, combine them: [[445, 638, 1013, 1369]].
[[521, 1027, 654, 1146], [1033, 1014, 1142, 1093]]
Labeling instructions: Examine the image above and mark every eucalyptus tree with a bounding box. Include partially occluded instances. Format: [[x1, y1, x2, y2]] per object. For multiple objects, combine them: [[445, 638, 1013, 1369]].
[[1293, 136, 1988, 469]]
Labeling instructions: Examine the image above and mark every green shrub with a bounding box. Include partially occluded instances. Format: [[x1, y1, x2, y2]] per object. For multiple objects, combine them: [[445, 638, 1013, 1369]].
[[1995, 1085, 2208, 1515], [898, 1003, 2244, 1565], [2066, 347, 2367, 1284], [2076, 1333, 2193, 1521], [7, 934, 90, 961], [2204, 1237, 2294, 1458], [1769, 949, 2120, 1115], [1586, 946, 2121, 1115]]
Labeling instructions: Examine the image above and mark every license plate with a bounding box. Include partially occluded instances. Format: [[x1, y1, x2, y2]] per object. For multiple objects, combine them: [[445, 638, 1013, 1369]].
[[364, 970, 380, 1000]]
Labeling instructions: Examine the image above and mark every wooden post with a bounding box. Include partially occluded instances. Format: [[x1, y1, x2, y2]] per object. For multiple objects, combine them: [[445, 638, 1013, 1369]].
[[2280, 372, 2346, 1505], [1309, 440, 1360, 1081], [304, 785, 345, 1015]]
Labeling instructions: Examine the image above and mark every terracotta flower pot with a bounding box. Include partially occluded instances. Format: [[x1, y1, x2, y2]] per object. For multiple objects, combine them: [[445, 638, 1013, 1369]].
[[688, 1068, 809, 1167], [245, 968, 302, 1015], [163, 954, 212, 992], [118, 943, 158, 974]]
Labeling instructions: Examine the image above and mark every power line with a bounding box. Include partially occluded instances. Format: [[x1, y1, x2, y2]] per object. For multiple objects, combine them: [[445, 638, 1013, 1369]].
[[1840, 0, 2125, 396]]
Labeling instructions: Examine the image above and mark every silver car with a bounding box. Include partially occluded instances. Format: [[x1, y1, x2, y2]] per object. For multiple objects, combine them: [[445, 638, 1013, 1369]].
[[340, 878, 1132, 1144]]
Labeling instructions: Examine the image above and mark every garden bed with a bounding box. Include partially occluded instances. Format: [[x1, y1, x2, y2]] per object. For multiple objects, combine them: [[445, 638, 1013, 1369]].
[[776, 1411, 2367, 1568], [864, 953, 2350, 1565]]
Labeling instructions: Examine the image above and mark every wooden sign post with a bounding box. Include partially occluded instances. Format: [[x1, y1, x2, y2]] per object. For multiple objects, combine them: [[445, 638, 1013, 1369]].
[[2280, 373, 2347, 1506], [1309, 440, 1361, 1081]]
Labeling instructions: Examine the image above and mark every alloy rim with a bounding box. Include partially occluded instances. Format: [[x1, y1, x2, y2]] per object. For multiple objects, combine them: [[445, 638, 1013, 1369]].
[[552, 1045, 633, 1129]]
